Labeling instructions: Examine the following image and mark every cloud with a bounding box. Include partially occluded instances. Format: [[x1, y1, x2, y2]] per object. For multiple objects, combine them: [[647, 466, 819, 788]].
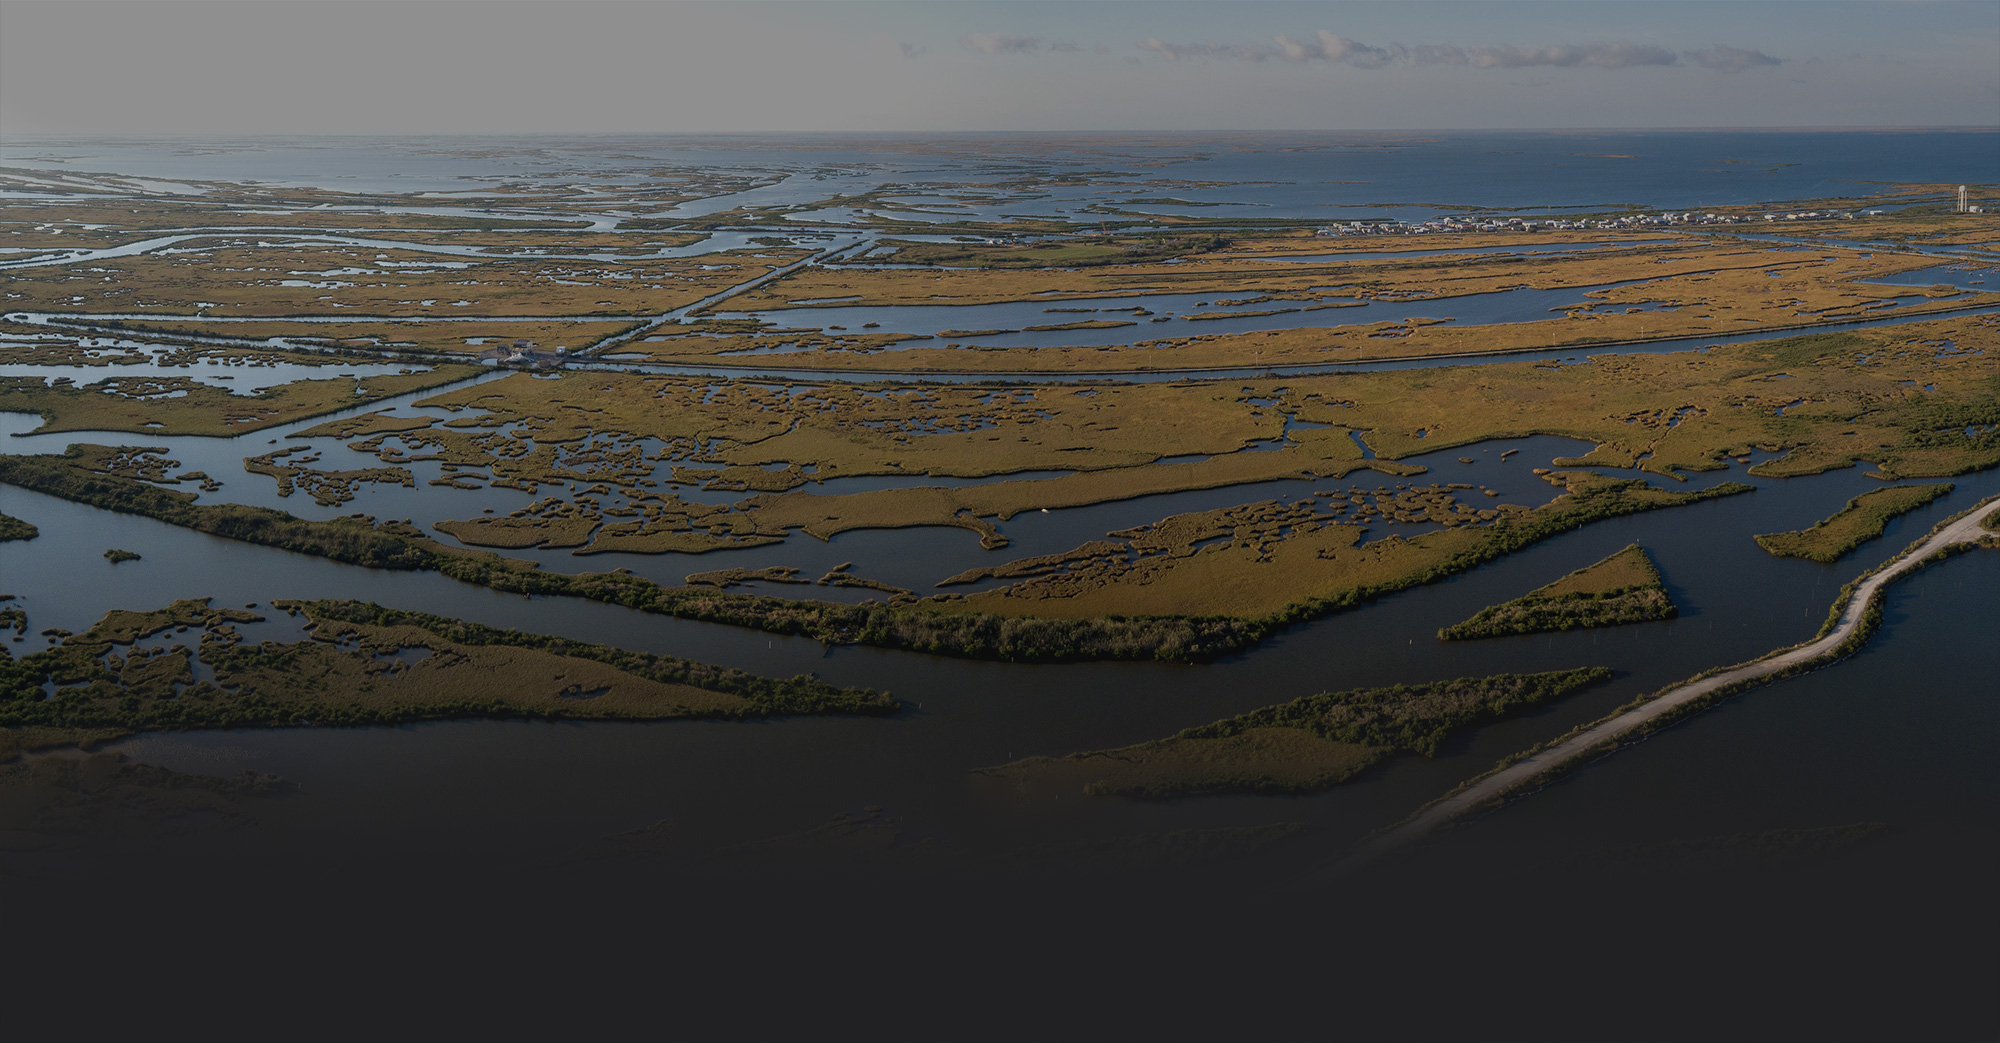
[[1138, 38, 1276, 62], [961, 33, 1046, 55], [1140, 31, 1399, 65], [1136, 32, 1764, 72], [1308, 31, 1401, 68], [1683, 44, 1782, 72], [1456, 42, 1680, 68]]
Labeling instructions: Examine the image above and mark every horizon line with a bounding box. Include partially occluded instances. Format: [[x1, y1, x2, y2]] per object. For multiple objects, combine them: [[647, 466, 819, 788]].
[[5, 125, 2000, 141]]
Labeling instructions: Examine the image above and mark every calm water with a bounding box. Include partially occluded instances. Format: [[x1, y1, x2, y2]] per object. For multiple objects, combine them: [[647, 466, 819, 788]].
[[8, 129, 1997, 215], [5, 438, 1993, 867], [3, 133, 1995, 1035]]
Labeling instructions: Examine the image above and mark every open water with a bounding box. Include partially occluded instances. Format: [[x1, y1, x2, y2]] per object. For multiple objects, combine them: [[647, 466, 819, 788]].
[[2, 132, 1995, 1038]]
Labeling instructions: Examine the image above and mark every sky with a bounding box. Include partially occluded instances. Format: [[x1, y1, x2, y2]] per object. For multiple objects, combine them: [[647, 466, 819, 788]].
[[2, 1, 1996, 135]]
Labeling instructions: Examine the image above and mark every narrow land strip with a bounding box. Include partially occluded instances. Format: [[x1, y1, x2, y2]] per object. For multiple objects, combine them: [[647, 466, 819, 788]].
[[1351, 494, 2000, 865]]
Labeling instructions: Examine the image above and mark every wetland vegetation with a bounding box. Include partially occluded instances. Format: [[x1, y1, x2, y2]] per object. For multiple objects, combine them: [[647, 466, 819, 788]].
[[0, 445, 1750, 660], [1438, 543, 1675, 639], [1754, 482, 1955, 562], [0, 355, 483, 436], [0, 596, 892, 754], [985, 668, 1611, 798], [0, 512, 35, 542], [1, 140, 1995, 895]]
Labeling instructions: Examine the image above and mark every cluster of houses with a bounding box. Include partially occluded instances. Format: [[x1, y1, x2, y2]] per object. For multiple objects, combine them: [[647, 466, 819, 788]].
[[1756, 210, 1879, 222], [1315, 209, 1886, 237], [474, 339, 568, 370]]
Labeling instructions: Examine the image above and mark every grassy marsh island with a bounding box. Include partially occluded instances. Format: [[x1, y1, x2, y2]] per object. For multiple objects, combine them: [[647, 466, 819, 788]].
[[3, 127, 1997, 1040], [347, 315, 2000, 527], [1372, 494, 2000, 858], [1754, 482, 1955, 562], [77, 313, 1973, 573], [984, 668, 1611, 798], [947, 471, 1746, 619], [714, 234, 1992, 373], [0, 358, 484, 437], [1, 152, 1995, 896], [0, 447, 1747, 661], [1439, 543, 1676, 640], [0, 300, 1989, 670], [0, 239, 809, 318], [0, 513, 36, 542], [72, 317, 650, 358], [0, 597, 892, 752]]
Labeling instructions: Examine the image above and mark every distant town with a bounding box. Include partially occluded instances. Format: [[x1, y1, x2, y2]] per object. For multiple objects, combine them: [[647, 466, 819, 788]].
[[1316, 208, 1891, 236]]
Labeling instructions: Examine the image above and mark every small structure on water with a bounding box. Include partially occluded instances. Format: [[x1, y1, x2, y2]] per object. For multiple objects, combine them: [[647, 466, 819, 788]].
[[475, 339, 568, 370]]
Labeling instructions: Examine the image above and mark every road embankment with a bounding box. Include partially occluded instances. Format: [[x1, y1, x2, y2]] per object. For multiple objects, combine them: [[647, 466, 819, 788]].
[[1351, 493, 2000, 865]]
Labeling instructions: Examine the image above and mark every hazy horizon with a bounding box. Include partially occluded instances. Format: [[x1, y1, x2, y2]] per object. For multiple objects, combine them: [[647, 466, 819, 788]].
[[4, 1, 1996, 136], [7, 126, 2000, 139]]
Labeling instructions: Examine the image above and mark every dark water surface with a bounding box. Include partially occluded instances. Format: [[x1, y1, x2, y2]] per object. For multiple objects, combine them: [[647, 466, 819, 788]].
[[6, 467, 1992, 1039], [4, 132, 1996, 1037], [6, 450, 1993, 869]]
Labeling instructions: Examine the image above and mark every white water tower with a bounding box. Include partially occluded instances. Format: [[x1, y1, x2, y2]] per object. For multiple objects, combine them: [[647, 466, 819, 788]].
[[1960, 185, 1969, 213]]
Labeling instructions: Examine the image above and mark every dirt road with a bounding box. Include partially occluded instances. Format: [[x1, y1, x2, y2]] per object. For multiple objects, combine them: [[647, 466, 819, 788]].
[[1353, 495, 2000, 863]]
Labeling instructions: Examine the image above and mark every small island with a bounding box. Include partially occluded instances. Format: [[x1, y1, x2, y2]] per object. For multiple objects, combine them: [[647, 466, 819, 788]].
[[1755, 483, 1954, 562], [1439, 543, 1676, 640], [982, 668, 1610, 799], [0, 598, 896, 757], [0, 513, 36, 543]]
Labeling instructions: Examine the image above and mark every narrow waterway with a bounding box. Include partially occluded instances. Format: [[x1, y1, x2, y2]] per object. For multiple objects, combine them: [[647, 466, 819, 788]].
[[6, 437, 1993, 873]]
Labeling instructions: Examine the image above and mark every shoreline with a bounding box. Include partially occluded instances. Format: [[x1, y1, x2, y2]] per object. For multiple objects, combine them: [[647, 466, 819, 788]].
[[1345, 492, 2000, 868]]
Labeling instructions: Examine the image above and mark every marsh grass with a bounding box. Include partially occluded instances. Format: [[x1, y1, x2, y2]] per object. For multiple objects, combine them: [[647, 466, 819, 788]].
[[0, 513, 36, 542], [1439, 544, 1676, 640], [0, 363, 482, 437], [1755, 482, 1955, 562], [0, 597, 894, 740], [3, 242, 803, 319], [112, 319, 643, 356], [0, 450, 1748, 662], [986, 668, 1611, 799]]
